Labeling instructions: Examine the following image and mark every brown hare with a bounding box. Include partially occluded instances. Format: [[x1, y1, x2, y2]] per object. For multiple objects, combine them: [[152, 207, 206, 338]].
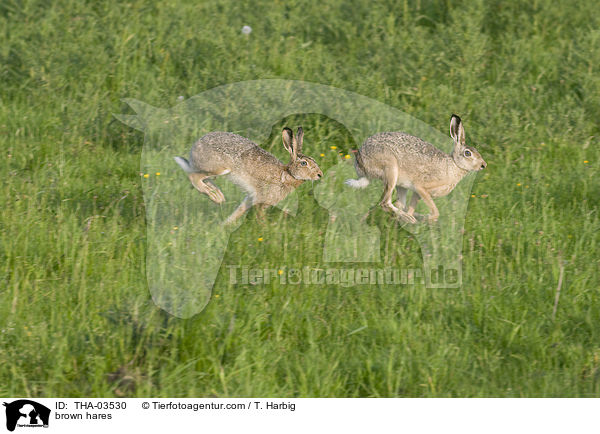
[[346, 114, 486, 223], [175, 127, 323, 224]]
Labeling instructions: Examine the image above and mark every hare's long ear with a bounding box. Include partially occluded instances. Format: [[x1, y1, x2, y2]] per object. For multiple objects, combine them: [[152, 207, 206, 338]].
[[450, 114, 466, 151], [294, 127, 304, 154], [282, 127, 297, 161]]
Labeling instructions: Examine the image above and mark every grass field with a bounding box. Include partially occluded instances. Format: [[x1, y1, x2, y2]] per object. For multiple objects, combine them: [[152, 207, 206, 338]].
[[1, 0, 599, 397]]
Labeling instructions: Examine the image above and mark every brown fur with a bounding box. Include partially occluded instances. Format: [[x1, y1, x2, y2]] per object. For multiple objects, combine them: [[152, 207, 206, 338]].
[[346, 115, 486, 223], [175, 127, 322, 224]]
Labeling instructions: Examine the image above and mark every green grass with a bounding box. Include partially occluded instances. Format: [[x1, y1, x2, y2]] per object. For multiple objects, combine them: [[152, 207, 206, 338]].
[[1, 0, 600, 397]]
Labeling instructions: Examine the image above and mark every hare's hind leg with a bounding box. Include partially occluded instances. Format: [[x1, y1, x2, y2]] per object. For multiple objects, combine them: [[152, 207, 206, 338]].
[[174, 156, 226, 203], [188, 172, 226, 204], [379, 167, 416, 224]]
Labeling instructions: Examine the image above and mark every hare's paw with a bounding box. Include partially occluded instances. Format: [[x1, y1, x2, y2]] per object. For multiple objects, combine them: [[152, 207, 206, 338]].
[[426, 213, 439, 223], [206, 188, 225, 204], [395, 210, 417, 224], [393, 201, 407, 211], [204, 180, 226, 204]]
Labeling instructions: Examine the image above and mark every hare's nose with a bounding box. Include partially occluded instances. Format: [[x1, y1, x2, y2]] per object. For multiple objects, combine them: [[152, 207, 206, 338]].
[[481, 161, 487, 169], [317, 172, 322, 178]]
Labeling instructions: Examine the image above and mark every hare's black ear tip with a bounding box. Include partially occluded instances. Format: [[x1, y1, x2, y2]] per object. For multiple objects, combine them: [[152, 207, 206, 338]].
[[283, 127, 293, 134], [451, 114, 461, 122]]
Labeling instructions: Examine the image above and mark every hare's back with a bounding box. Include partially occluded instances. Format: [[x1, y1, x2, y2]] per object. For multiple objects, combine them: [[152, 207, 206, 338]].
[[363, 132, 445, 159], [195, 132, 258, 157], [191, 132, 278, 170]]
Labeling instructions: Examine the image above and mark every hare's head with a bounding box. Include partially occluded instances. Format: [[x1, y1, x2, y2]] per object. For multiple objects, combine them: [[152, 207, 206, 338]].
[[282, 127, 323, 180], [449, 114, 487, 172]]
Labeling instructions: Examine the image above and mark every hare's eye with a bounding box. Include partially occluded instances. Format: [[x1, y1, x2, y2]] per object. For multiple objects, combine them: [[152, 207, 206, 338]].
[[464, 150, 472, 157], [300, 161, 307, 166]]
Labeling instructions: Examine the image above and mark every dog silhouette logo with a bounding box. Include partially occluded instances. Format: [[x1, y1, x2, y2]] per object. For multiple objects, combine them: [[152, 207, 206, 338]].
[[116, 80, 477, 317], [3, 400, 50, 432]]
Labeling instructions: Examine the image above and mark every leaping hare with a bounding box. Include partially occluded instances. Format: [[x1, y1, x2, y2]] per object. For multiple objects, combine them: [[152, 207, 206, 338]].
[[345, 114, 486, 223], [175, 127, 323, 224]]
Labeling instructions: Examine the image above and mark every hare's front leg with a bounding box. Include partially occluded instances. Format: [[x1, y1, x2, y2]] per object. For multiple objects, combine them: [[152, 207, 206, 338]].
[[224, 196, 253, 226], [394, 186, 408, 210], [406, 191, 419, 216], [379, 167, 416, 224], [405, 191, 429, 222], [254, 203, 270, 224], [414, 186, 439, 223]]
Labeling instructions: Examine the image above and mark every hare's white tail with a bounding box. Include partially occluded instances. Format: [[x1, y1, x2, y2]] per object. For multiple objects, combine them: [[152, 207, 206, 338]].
[[345, 177, 370, 189], [174, 156, 194, 173]]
